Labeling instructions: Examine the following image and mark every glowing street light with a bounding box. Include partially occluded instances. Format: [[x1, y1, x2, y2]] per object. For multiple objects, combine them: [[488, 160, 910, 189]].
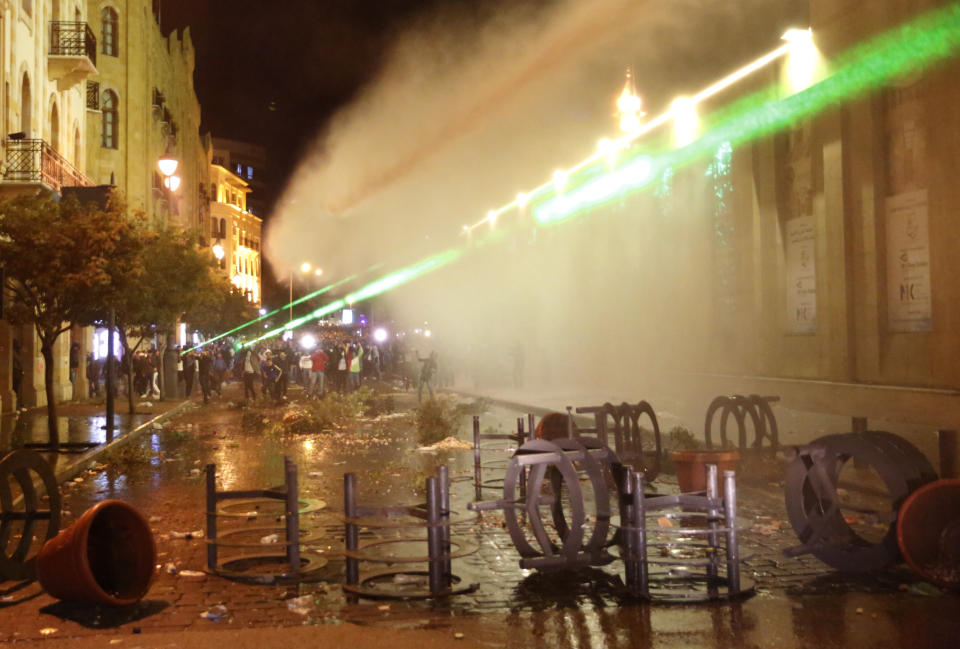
[[212, 242, 225, 260], [300, 262, 312, 273], [157, 152, 178, 178], [616, 67, 645, 133]]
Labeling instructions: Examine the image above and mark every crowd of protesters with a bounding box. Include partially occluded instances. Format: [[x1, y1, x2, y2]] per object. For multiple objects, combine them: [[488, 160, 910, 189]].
[[77, 327, 440, 407]]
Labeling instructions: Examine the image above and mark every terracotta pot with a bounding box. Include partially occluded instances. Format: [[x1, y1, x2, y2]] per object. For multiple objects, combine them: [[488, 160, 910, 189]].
[[897, 479, 960, 589], [535, 412, 570, 441], [670, 450, 740, 495], [37, 499, 156, 606]]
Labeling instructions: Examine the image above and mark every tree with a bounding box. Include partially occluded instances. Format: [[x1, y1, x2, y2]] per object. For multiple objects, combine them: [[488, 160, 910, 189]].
[[186, 279, 258, 339], [110, 227, 218, 412], [0, 192, 143, 447]]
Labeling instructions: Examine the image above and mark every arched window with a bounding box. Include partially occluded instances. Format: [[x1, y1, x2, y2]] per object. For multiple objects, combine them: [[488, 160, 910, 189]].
[[20, 73, 31, 136], [102, 7, 119, 57], [49, 101, 60, 151], [101, 90, 118, 149]]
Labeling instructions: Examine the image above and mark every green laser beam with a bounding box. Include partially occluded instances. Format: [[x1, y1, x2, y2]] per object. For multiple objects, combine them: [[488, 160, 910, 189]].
[[231, 3, 960, 346], [242, 250, 462, 347], [181, 272, 361, 354], [533, 2, 960, 224]]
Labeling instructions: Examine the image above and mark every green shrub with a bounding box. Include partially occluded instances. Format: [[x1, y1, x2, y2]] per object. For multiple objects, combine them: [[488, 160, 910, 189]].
[[416, 396, 488, 446]]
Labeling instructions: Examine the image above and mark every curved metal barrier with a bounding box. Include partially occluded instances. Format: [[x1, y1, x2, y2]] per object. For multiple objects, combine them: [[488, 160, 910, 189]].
[[575, 401, 664, 480], [704, 394, 779, 451], [783, 431, 937, 572], [0, 450, 61, 581], [343, 466, 479, 599], [205, 456, 328, 584]]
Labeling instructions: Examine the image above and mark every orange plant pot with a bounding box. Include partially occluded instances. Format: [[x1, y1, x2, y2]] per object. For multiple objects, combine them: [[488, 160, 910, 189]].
[[670, 450, 740, 495], [897, 479, 960, 589], [37, 499, 156, 606]]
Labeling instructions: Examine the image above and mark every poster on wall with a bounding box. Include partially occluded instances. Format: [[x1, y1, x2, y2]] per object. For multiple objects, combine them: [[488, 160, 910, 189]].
[[785, 216, 817, 334], [886, 189, 932, 332]]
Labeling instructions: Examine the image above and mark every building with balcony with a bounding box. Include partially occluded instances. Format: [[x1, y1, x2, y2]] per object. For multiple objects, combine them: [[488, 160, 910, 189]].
[[0, 1, 100, 412], [84, 0, 208, 233], [209, 161, 261, 307], [211, 138, 270, 218]]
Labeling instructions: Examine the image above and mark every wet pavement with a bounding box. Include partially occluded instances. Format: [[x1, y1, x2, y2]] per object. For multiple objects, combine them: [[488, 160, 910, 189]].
[[0, 381, 956, 648]]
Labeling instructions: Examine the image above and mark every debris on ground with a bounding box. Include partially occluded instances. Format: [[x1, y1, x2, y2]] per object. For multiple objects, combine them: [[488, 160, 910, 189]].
[[39, 628, 58, 636], [200, 604, 228, 621], [416, 436, 473, 452], [170, 529, 204, 539], [286, 595, 313, 615], [260, 533, 280, 544], [178, 570, 206, 579]]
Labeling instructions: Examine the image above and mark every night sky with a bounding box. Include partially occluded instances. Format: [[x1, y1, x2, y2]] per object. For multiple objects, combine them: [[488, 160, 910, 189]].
[[159, 0, 543, 210]]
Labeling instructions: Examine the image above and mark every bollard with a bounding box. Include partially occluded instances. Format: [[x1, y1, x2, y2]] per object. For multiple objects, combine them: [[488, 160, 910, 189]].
[[632, 470, 648, 597], [723, 470, 740, 593], [705, 464, 720, 581], [438, 465, 452, 585], [473, 415, 482, 501], [344, 473, 359, 587], [426, 476, 444, 596], [206, 463, 218, 571], [284, 457, 300, 574], [517, 418, 527, 502]]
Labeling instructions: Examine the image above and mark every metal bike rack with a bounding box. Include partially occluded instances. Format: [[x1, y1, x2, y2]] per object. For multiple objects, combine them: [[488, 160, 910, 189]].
[[783, 431, 937, 572], [619, 464, 753, 601], [704, 394, 779, 451], [0, 450, 61, 581], [343, 465, 479, 599], [470, 436, 624, 571], [205, 456, 327, 584], [472, 414, 531, 501], [575, 401, 664, 480]]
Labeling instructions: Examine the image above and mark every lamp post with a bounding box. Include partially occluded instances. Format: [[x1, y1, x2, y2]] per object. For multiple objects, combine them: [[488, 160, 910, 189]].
[[289, 263, 323, 324], [157, 152, 182, 399]]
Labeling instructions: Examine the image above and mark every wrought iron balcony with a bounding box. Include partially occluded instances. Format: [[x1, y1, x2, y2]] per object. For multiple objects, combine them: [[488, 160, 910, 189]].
[[48, 22, 97, 91], [3, 138, 93, 194]]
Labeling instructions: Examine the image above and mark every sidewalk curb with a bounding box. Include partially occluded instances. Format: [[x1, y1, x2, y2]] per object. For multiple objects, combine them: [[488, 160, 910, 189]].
[[449, 389, 598, 427], [12, 401, 193, 508]]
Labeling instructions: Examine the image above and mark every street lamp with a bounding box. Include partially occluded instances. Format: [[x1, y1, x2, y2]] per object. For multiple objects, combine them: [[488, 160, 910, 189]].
[[289, 262, 320, 323], [616, 66, 644, 133]]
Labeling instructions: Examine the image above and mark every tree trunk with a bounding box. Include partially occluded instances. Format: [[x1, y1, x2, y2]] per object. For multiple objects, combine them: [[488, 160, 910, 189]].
[[118, 329, 136, 415], [40, 342, 59, 449]]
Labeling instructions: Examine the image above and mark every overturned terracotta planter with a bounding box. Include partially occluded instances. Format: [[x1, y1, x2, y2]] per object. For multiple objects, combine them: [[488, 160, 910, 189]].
[[671, 450, 740, 495], [37, 499, 156, 606]]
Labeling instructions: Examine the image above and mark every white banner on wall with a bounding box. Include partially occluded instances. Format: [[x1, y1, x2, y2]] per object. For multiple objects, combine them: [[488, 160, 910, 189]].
[[785, 216, 817, 334], [886, 189, 932, 332]]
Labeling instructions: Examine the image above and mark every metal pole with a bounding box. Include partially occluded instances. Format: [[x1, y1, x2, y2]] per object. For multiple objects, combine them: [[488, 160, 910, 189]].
[[633, 471, 648, 597], [723, 470, 740, 593], [105, 306, 115, 441], [706, 463, 720, 580], [566, 406, 574, 438], [473, 415, 482, 501], [622, 467, 636, 594], [289, 271, 293, 324], [344, 473, 359, 586], [426, 476, 443, 596], [284, 456, 300, 574], [205, 463, 217, 571], [438, 465, 451, 587], [517, 418, 526, 502]]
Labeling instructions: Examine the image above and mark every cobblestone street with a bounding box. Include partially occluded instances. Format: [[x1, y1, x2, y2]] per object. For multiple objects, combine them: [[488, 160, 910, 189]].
[[0, 383, 956, 648]]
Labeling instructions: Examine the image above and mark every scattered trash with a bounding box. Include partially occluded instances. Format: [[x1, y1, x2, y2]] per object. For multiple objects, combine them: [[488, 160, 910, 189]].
[[308, 471, 323, 478], [149, 516, 162, 524], [152, 422, 164, 430], [855, 607, 864, 614], [260, 533, 280, 544], [657, 517, 673, 529], [200, 604, 228, 621], [170, 529, 204, 540], [141, 402, 153, 407], [377, 604, 390, 611], [72, 477, 84, 483], [39, 628, 58, 636], [178, 570, 206, 579], [416, 436, 473, 452], [287, 594, 313, 615], [109, 639, 123, 645], [454, 632, 465, 640], [163, 562, 177, 574], [907, 582, 942, 597], [189, 468, 201, 476], [393, 573, 428, 585]]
